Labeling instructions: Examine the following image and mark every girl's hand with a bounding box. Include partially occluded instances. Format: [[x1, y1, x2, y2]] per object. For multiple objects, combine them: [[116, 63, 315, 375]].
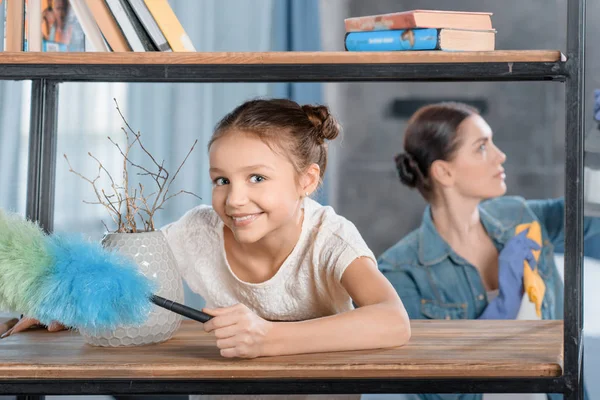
[[202, 303, 274, 358], [0, 316, 66, 338]]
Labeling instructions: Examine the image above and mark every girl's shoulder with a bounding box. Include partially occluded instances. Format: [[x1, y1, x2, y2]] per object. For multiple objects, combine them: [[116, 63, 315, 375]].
[[303, 198, 376, 280], [304, 198, 373, 253], [160, 204, 224, 264], [305, 198, 360, 240]]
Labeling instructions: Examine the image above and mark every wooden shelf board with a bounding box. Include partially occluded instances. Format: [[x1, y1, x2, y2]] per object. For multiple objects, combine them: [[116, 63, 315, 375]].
[[0, 320, 563, 379], [0, 50, 565, 65]]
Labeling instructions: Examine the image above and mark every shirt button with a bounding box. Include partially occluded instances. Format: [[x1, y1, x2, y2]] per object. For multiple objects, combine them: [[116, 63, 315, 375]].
[[478, 294, 485, 301]]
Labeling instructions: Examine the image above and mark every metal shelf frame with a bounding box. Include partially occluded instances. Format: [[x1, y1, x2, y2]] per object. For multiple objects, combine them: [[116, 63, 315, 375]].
[[0, 0, 586, 398]]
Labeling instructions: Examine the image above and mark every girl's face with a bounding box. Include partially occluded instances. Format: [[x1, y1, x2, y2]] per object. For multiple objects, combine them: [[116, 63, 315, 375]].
[[209, 132, 306, 244], [441, 115, 507, 200]]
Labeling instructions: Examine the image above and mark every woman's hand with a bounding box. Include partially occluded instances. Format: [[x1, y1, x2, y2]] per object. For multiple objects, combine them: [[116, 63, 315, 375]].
[[497, 228, 541, 291], [202, 303, 274, 358], [0, 316, 66, 338], [479, 229, 541, 319]]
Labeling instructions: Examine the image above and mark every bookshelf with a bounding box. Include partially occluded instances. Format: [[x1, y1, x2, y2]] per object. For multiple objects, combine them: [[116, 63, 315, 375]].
[[0, 0, 586, 399]]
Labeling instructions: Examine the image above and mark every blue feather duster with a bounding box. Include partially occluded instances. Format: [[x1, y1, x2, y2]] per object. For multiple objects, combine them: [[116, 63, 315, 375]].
[[0, 209, 156, 331], [33, 234, 157, 331]]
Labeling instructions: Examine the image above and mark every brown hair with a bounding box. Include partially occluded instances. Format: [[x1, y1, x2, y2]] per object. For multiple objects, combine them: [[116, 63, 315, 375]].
[[209, 98, 341, 182], [395, 102, 479, 200]]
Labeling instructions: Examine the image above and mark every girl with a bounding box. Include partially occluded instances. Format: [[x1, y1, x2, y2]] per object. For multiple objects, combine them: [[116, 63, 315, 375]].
[[377, 102, 599, 400], [4, 99, 411, 360], [160, 98, 410, 359]]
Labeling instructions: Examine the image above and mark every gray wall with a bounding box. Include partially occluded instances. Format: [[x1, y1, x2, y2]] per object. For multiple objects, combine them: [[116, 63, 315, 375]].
[[321, 0, 600, 256]]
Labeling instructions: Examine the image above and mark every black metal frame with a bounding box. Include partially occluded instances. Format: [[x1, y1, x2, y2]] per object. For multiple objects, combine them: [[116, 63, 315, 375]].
[[3, 378, 565, 396], [25, 79, 59, 234], [0, 62, 567, 83], [564, 0, 586, 398], [1, 0, 585, 398]]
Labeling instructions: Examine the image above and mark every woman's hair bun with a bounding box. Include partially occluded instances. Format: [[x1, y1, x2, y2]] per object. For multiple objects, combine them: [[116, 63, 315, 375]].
[[394, 153, 419, 188], [302, 104, 340, 143]]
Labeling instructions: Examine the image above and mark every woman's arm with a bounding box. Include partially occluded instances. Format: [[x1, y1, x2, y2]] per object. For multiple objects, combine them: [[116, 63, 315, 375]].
[[203, 257, 411, 358], [527, 198, 600, 248]]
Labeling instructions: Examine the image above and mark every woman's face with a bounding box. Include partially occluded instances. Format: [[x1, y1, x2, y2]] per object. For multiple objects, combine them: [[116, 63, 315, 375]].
[[443, 114, 507, 200]]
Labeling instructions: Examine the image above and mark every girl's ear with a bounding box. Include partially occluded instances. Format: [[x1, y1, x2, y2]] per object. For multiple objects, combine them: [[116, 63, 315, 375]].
[[299, 163, 321, 196]]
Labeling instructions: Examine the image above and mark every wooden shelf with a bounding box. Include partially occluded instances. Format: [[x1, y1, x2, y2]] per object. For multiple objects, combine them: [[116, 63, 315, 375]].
[[0, 50, 565, 64], [0, 51, 567, 82], [0, 320, 562, 380]]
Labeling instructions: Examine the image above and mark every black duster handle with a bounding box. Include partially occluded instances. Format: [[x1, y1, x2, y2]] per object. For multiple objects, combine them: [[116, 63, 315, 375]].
[[150, 294, 213, 323]]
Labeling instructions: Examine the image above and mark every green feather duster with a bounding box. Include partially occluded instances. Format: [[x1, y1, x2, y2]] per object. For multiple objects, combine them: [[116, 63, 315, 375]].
[[0, 209, 52, 313]]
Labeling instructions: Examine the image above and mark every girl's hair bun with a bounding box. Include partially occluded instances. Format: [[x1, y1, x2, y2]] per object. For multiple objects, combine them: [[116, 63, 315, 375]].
[[302, 104, 340, 144]]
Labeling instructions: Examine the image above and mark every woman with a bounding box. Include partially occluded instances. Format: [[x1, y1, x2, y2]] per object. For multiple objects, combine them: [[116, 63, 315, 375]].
[[378, 102, 598, 400]]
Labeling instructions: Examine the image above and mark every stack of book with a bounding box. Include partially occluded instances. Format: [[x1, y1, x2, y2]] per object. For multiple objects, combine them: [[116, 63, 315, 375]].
[[3, 0, 195, 52], [344, 10, 496, 52]]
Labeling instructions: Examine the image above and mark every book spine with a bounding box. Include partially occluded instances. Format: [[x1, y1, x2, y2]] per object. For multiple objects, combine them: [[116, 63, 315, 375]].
[[105, 0, 144, 51], [26, 0, 42, 51], [345, 29, 439, 52], [126, 0, 171, 51], [344, 14, 416, 32], [4, 0, 25, 51], [117, 0, 156, 51], [84, 0, 131, 52], [68, 0, 109, 51], [143, 0, 195, 52]]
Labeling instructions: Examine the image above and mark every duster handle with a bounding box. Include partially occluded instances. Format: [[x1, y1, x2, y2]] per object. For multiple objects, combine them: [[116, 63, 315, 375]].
[[150, 294, 213, 323]]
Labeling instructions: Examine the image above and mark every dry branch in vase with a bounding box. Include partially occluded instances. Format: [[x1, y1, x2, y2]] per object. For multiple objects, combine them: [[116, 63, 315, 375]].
[[64, 99, 200, 233]]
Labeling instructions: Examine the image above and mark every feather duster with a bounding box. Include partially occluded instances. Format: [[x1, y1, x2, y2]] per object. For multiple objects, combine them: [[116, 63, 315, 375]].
[[0, 209, 212, 330]]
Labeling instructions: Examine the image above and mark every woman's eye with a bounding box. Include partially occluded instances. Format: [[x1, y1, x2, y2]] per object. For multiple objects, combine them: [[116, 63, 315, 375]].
[[213, 177, 229, 186], [249, 175, 265, 183], [478, 143, 487, 152]]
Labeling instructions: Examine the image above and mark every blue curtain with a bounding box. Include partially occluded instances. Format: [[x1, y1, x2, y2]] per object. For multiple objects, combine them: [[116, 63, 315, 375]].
[[270, 0, 329, 205], [270, 0, 322, 104]]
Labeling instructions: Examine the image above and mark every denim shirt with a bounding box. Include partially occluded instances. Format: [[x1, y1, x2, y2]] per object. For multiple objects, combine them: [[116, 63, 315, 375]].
[[377, 196, 600, 400]]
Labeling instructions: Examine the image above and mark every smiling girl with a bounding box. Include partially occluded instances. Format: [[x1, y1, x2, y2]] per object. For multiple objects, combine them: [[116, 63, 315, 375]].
[[161, 98, 410, 360]]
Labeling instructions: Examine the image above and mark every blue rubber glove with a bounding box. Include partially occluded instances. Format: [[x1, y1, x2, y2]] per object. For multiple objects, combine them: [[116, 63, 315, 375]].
[[479, 229, 541, 320]]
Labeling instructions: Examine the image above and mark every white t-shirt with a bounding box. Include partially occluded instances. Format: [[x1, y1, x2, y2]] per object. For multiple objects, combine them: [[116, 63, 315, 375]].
[[161, 198, 374, 400], [161, 197, 376, 321]]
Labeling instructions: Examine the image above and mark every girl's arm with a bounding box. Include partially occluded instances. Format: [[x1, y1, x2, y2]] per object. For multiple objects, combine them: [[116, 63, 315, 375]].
[[266, 256, 411, 356], [203, 257, 411, 358]]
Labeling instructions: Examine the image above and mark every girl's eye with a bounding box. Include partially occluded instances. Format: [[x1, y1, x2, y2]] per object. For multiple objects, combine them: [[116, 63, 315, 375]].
[[249, 175, 265, 183], [213, 177, 229, 186]]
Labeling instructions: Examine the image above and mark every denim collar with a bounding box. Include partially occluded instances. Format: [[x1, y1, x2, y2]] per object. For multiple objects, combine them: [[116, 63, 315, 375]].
[[418, 204, 511, 266]]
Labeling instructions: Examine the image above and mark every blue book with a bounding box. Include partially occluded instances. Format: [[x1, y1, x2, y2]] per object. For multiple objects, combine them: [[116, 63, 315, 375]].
[[344, 28, 494, 52]]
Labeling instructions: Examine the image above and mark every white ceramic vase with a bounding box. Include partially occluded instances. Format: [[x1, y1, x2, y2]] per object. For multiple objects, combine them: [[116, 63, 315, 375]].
[[80, 231, 184, 347]]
